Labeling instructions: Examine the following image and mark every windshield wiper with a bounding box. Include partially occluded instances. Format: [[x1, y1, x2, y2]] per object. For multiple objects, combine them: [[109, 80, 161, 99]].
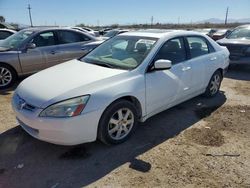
[[91, 61, 115, 69]]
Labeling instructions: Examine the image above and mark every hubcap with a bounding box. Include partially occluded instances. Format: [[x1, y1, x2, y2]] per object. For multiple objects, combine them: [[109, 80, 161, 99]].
[[210, 74, 221, 95], [108, 108, 134, 140], [0, 67, 12, 87]]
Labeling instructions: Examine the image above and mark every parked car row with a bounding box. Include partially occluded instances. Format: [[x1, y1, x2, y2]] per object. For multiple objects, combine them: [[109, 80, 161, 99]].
[[0, 24, 249, 89], [193, 28, 231, 41]]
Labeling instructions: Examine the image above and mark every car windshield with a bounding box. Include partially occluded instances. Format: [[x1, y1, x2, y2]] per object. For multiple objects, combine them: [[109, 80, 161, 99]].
[[226, 27, 250, 39], [81, 36, 158, 70], [103, 30, 119, 38], [0, 30, 34, 49]]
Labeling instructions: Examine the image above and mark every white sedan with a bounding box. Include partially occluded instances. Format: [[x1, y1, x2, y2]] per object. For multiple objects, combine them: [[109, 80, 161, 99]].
[[12, 30, 229, 145]]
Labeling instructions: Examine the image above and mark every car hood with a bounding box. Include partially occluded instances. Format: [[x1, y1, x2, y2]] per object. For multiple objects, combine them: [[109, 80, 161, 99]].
[[217, 38, 250, 45], [0, 46, 13, 52], [98, 36, 110, 40], [16, 59, 128, 108]]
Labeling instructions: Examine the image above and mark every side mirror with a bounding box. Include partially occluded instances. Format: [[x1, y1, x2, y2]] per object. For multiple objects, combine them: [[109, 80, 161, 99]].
[[153, 59, 172, 70], [26, 43, 36, 49]]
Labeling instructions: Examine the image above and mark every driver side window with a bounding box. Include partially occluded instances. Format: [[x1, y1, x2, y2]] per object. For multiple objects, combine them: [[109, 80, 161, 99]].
[[32, 32, 56, 47], [155, 37, 187, 64]]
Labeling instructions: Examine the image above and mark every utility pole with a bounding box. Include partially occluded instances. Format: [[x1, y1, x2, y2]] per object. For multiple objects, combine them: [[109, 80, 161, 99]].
[[178, 17, 180, 25], [151, 16, 154, 28], [225, 7, 229, 25], [27, 4, 33, 27]]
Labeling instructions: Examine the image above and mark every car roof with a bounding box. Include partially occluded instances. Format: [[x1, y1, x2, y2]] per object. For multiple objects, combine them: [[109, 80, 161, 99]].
[[19, 27, 97, 39], [21, 27, 86, 33], [0, 28, 16, 33], [237, 24, 250, 29], [120, 29, 204, 39]]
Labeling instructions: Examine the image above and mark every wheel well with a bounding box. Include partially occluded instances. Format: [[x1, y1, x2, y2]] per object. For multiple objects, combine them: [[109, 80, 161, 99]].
[[112, 96, 143, 119], [216, 68, 223, 77], [0, 62, 18, 77]]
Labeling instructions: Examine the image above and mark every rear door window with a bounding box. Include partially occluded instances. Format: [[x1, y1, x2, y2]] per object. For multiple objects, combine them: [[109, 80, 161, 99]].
[[57, 30, 91, 44], [186, 36, 209, 58], [0, 31, 12, 39]]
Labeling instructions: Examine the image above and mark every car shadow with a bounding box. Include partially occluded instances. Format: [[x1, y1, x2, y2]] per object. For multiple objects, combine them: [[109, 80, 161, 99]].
[[0, 92, 226, 188], [0, 77, 25, 95], [225, 64, 250, 81]]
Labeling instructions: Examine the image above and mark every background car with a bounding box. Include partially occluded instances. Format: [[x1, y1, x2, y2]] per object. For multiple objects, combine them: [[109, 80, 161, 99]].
[[217, 24, 250, 64], [0, 28, 16, 40], [71, 26, 100, 37], [211, 29, 231, 41], [0, 27, 103, 89], [12, 30, 229, 146], [193, 28, 217, 37], [99, 28, 112, 35], [99, 29, 129, 40]]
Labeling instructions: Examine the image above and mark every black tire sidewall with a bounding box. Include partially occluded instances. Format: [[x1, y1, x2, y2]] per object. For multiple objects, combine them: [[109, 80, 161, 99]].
[[0, 64, 16, 89], [98, 100, 138, 145]]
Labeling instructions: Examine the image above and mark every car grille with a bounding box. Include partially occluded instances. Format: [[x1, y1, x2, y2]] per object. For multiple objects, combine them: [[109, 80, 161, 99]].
[[13, 94, 37, 112]]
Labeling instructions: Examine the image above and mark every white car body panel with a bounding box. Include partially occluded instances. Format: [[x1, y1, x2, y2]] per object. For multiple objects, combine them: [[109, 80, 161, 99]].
[[12, 30, 229, 145]]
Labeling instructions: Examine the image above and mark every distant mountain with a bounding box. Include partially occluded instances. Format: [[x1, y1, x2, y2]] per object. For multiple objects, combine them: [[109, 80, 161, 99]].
[[198, 18, 250, 24]]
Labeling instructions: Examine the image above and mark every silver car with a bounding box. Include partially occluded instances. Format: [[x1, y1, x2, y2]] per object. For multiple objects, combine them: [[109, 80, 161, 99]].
[[0, 29, 16, 40], [0, 28, 102, 89]]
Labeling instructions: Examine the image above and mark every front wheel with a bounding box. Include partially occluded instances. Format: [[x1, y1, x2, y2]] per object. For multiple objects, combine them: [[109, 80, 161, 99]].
[[0, 64, 16, 89], [204, 70, 222, 97], [98, 100, 138, 145]]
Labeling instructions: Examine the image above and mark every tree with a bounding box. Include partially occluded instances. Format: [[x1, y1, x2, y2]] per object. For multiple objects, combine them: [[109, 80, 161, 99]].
[[0, 16, 5, 23]]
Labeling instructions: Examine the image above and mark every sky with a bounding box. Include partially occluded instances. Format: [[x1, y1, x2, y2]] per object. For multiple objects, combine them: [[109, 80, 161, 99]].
[[0, 0, 250, 26]]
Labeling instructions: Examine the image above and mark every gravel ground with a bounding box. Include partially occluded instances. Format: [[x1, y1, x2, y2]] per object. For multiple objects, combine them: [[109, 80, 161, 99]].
[[0, 64, 249, 188]]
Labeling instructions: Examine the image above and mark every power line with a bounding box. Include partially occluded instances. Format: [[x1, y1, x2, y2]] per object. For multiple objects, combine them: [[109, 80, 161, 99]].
[[27, 4, 33, 27]]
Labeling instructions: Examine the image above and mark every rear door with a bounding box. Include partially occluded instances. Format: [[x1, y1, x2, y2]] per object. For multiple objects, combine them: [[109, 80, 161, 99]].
[[185, 36, 218, 94], [56, 30, 94, 63], [18, 31, 60, 73], [145, 37, 193, 115]]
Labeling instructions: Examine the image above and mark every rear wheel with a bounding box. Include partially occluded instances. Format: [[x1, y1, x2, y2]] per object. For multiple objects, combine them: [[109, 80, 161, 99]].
[[204, 70, 222, 97], [98, 100, 138, 145], [0, 64, 16, 89]]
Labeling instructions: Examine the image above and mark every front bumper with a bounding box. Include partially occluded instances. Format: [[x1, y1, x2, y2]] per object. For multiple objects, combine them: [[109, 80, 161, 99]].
[[12, 100, 102, 145]]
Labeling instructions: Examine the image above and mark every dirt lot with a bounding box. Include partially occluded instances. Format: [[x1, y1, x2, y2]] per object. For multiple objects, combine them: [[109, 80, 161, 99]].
[[0, 64, 250, 188]]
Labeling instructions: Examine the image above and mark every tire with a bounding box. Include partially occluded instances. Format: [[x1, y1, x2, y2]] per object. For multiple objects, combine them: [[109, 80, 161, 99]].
[[204, 70, 222, 98], [98, 100, 138, 145], [0, 64, 17, 89]]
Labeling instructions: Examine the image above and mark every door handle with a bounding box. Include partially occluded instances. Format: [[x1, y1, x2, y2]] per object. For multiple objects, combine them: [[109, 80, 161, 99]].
[[81, 47, 87, 51], [182, 66, 191, 71], [210, 57, 217, 61], [50, 50, 56, 54]]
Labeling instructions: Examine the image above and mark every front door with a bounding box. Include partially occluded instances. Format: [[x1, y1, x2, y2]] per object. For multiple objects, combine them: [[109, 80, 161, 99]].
[[18, 31, 60, 73], [145, 37, 192, 115]]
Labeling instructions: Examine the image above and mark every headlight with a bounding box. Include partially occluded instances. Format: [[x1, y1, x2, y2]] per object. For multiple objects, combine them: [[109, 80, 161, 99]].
[[39, 95, 90, 118]]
